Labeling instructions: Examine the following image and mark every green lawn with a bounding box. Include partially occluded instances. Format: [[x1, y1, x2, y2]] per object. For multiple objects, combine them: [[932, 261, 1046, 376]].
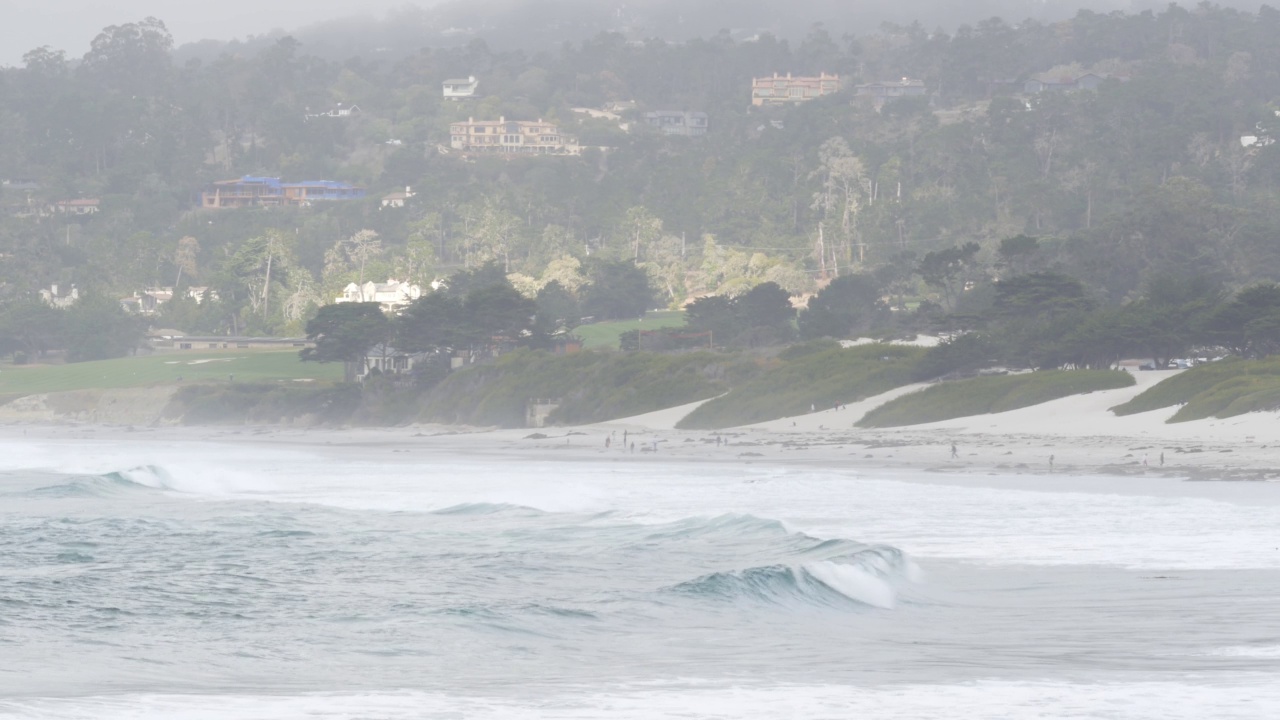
[[0, 350, 343, 396], [574, 311, 685, 349]]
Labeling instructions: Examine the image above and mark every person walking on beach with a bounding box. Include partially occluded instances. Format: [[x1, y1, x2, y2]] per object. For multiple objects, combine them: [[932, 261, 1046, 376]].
[[605, 436, 611, 449], [950, 443, 958, 459], [1049, 454, 1055, 472], [1142, 453, 1149, 466], [1160, 452, 1165, 466]]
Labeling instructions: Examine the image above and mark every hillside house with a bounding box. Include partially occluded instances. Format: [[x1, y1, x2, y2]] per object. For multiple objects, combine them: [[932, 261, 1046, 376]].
[[39, 284, 78, 309], [119, 286, 218, 315], [854, 78, 927, 99], [448, 117, 579, 155], [381, 187, 416, 208], [1024, 72, 1115, 94], [443, 76, 480, 100], [642, 110, 709, 136], [335, 278, 422, 313], [53, 198, 100, 215], [751, 73, 840, 106], [201, 176, 366, 209], [120, 287, 173, 315], [357, 343, 430, 382], [305, 103, 361, 119]]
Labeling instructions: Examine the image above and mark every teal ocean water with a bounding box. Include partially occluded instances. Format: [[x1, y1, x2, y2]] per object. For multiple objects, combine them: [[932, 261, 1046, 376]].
[[2, 434, 1279, 718]]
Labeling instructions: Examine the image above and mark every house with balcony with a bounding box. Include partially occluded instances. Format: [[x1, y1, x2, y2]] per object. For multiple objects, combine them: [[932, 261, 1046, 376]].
[[751, 73, 840, 106], [642, 110, 708, 137], [443, 76, 480, 100], [201, 176, 366, 209], [448, 117, 578, 155]]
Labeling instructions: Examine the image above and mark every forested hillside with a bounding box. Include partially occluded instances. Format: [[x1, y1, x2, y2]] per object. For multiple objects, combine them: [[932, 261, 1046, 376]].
[[3, 3, 1280, 339]]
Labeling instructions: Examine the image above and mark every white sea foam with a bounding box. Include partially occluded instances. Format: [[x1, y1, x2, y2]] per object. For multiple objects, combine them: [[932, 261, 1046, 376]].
[[1208, 645, 1280, 658], [805, 560, 897, 609], [8, 434, 1280, 570], [4, 434, 1280, 716], [4, 680, 1280, 720]]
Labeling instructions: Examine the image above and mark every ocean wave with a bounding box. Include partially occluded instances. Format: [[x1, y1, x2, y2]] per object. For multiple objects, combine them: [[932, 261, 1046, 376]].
[[641, 513, 792, 541], [17, 463, 259, 499], [17, 466, 175, 498], [669, 546, 916, 610], [431, 502, 547, 516], [100, 465, 174, 490]]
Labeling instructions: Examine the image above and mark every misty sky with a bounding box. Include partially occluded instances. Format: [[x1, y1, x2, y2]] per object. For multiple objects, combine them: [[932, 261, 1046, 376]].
[[0, 0, 423, 66]]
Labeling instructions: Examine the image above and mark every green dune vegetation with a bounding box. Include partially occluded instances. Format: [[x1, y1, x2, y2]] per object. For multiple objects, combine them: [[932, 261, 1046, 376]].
[[675, 343, 925, 430], [1111, 359, 1280, 423], [418, 349, 761, 428], [857, 370, 1135, 429]]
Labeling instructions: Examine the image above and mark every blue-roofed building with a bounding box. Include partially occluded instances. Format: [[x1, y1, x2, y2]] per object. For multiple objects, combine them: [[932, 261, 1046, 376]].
[[201, 176, 366, 209]]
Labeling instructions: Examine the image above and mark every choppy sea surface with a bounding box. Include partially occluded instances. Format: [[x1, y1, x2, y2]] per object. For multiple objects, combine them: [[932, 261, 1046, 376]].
[[2, 433, 1279, 719]]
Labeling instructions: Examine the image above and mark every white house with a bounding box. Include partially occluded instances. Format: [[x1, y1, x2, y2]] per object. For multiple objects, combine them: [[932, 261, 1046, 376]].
[[335, 278, 422, 313], [381, 186, 416, 208], [443, 76, 480, 100]]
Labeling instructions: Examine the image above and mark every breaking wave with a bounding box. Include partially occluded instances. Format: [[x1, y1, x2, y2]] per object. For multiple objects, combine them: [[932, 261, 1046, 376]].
[[100, 465, 174, 490], [21, 464, 255, 498], [670, 546, 916, 610], [16, 466, 176, 498]]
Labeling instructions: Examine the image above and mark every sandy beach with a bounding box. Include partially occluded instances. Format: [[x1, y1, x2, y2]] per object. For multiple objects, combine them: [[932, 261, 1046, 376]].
[[5, 368, 1279, 482]]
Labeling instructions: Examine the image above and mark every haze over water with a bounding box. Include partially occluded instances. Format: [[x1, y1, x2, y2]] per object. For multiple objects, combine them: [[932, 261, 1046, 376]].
[[2, 433, 1279, 718]]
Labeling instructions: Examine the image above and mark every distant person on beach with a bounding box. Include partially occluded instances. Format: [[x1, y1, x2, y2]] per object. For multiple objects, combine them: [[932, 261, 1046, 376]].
[[1049, 454, 1055, 471], [951, 443, 958, 459], [1160, 452, 1165, 466], [605, 437, 611, 449]]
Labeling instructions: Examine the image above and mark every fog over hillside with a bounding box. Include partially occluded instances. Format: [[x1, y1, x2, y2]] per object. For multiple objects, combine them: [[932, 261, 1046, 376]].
[[3, 0, 1270, 66]]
